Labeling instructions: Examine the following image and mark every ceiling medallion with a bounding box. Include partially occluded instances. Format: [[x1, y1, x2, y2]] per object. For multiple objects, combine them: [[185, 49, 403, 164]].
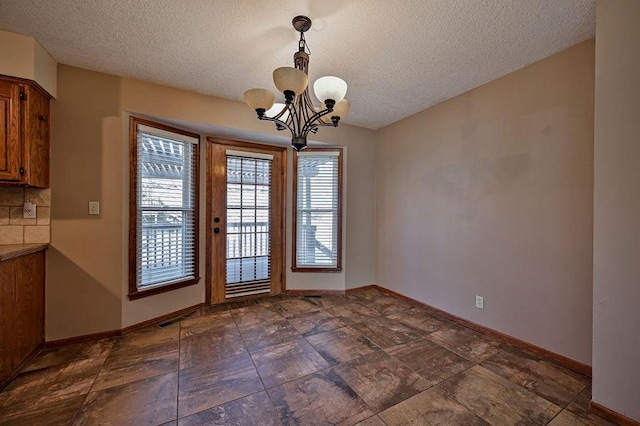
[[244, 15, 350, 151]]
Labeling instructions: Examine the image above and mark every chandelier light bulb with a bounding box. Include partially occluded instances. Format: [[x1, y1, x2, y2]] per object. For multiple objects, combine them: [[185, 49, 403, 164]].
[[273, 67, 309, 101], [244, 88, 275, 113], [266, 103, 289, 121], [331, 99, 351, 119], [313, 76, 348, 109]]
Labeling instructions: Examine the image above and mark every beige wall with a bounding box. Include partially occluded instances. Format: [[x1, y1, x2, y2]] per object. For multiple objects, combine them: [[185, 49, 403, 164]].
[[593, 0, 640, 421], [376, 40, 595, 364], [0, 30, 57, 97], [48, 64, 377, 339]]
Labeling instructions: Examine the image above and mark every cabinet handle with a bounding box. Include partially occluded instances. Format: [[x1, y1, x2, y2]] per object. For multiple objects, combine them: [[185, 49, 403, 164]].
[[38, 115, 47, 122]]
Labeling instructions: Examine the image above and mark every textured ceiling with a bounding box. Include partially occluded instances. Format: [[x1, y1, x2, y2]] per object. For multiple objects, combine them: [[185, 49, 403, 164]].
[[0, 0, 595, 129]]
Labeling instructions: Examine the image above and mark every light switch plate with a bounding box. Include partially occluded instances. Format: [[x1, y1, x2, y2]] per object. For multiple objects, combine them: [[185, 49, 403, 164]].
[[89, 201, 100, 215]]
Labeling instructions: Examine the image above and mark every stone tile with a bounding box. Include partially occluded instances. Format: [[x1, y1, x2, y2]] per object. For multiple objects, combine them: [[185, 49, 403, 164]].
[[387, 307, 453, 333], [428, 323, 502, 362], [0, 289, 604, 425], [481, 345, 589, 406], [306, 294, 351, 310], [307, 326, 380, 365], [327, 302, 382, 325], [378, 387, 489, 425], [365, 294, 414, 316], [550, 385, 616, 426], [346, 288, 384, 303], [180, 309, 234, 331], [0, 187, 24, 206], [9, 206, 36, 225], [92, 325, 179, 391], [0, 206, 9, 225], [231, 304, 284, 327], [0, 394, 85, 425], [238, 319, 301, 351], [26, 188, 50, 206], [438, 365, 561, 425], [548, 409, 616, 426], [268, 369, 373, 425], [178, 353, 264, 418], [350, 316, 424, 349], [180, 312, 246, 369], [75, 372, 178, 425], [178, 391, 281, 426], [0, 225, 23, 244], [36, 206, 51, 225], [571, 384, 593, 413], [288, 309, 345, 337], [333, 350, 430, 412], [355, 415, 387, 426], [23, 225, 50, 243], [251, 337, 329, 388], [23, 339, 113, 373], [272, 297, 321, 318], [387, 338, 474, 386], [0, 355, 106, 417]]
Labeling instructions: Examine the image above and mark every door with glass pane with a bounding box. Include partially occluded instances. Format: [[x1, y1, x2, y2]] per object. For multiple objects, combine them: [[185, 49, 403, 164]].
[[208, 138, 286, 304]]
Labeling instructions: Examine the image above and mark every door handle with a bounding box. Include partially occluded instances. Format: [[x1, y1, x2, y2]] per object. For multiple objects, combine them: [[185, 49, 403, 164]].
[[214, 227, 220, 234]]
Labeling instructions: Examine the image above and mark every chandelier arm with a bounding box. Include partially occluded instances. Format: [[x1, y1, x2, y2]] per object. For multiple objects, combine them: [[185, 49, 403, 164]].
[[302, 108, 335, 135], [259, 116, 294, 134]]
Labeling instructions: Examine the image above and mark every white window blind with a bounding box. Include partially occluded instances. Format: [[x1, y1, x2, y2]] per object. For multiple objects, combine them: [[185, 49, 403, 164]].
[[295, 151, 341, 268], [136, 126, 198, 289], [225, 154, 272, 298]]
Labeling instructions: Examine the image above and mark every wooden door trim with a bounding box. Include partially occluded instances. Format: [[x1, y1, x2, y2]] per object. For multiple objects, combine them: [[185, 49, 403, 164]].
[[205, 137, 287, 305]]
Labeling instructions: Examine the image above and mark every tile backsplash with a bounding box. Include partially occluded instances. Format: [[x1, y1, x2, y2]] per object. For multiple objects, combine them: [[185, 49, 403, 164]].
[[0, 187, 51, 244]]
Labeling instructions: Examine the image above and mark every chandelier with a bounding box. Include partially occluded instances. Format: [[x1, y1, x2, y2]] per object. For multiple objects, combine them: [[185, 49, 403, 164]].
[[244, 15, 350, 151]]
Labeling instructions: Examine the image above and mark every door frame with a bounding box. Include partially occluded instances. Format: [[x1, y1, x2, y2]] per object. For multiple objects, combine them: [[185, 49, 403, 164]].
[[205, 137, 287, 305]]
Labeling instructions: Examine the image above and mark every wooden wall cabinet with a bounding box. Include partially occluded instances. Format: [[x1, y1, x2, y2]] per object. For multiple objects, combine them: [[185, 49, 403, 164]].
[[0, 250, 46, 388], [0, 75, 51, 188]]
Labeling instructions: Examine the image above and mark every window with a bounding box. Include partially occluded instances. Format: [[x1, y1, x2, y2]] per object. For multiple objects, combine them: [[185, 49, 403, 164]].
[[292, 148, 343, 271], [129, 117, 200, 299]]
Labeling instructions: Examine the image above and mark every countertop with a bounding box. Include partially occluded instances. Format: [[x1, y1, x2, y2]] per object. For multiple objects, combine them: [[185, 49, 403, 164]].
[[0, 243, 49, 262]]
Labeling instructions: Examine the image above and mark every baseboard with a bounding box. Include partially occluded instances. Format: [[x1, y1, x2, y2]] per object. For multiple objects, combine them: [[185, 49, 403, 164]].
[[44, 303, 203, 348], [43, 330, 122, 349], [373, 285, 592, 377], [121, 303, 203, 334], [285, 289, 346, 296], [591, 402, 640, 426]]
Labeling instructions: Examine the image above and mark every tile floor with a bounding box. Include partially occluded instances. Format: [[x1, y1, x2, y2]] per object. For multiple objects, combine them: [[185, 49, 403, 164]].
[[0, 288, 612, 425]]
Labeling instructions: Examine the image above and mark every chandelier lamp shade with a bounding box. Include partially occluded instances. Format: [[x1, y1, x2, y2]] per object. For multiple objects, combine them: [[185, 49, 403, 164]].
[[244, 15, 350, 151]]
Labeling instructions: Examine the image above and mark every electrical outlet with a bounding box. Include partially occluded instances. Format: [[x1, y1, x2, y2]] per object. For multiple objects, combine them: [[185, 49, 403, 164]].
[[475, 295, 484, 310], [23, 202, 36, 218]]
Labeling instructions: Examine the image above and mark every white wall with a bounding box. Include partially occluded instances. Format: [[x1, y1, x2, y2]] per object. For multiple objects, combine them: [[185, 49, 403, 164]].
[[592, 0, 640, 421], [376, 40, 595, 364]]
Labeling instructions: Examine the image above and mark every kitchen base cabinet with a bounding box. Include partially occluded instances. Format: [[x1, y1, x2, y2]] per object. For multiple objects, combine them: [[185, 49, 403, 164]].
[[0, 250, 45, 388]]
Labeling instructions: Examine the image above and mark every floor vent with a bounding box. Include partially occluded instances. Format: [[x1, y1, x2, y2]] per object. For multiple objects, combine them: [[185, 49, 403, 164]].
[[157, 316, 185, 328]]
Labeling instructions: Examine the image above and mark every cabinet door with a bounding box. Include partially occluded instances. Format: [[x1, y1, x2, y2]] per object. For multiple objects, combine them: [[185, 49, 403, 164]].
[[0, 80, 21, 181], [24, 86, 50, 187]]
